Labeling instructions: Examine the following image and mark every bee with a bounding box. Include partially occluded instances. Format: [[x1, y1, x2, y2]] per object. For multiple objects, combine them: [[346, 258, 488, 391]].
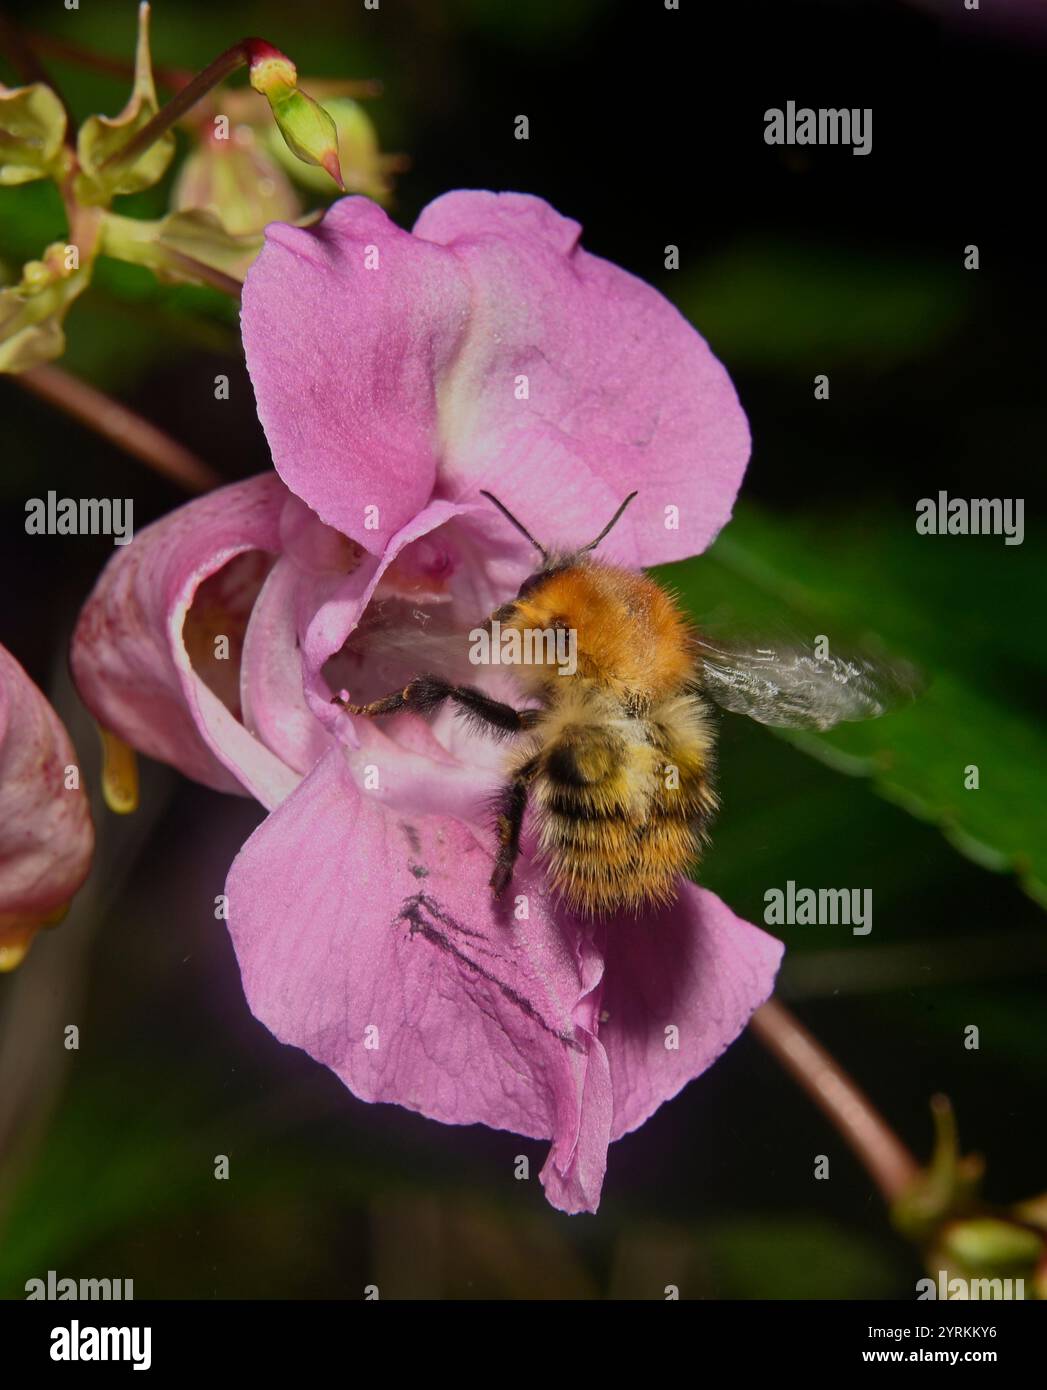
[[334, 493, 917, 917]]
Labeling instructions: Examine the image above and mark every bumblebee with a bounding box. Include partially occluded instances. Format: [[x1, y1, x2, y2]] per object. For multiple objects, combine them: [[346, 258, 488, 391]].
[[335, 493, 915, 917]]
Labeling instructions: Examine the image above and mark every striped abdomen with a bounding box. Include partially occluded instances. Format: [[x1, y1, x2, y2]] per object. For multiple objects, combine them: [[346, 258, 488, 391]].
[[529, 694, 717, 916]]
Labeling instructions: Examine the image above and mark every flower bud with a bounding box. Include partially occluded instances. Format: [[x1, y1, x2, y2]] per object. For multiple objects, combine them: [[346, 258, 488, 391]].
[[0, 646, 93, 966], [76, 2, 175, 205], [940, 1217, 1044, 1276], [267, 96, 393, 201], [892, 1094, 983, 1241], [0, 242, 91, 373], [0, 82, 69, 186], [247, 43, 344, 190], [172, 123, 301, 237], [98, 208, 262, 289]]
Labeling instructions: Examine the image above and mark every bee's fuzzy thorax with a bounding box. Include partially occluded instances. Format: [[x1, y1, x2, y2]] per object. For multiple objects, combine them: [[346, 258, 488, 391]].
[[505, 557, 696, 702]]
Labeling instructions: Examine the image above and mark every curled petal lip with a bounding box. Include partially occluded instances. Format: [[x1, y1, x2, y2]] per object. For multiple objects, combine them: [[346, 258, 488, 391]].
[[239, 556, 332, 776], [298, 498, 471, 739], [225, 746, 782, 1214]]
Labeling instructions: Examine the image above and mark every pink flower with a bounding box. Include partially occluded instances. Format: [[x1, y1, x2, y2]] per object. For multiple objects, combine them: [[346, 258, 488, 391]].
[[0, 645, 94, 970], [71, 191, 782, 1211]]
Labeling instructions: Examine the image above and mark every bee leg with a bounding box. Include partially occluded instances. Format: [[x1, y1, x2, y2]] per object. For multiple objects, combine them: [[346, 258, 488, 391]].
[[490, 759, 538, 899], [334, 674, 538, 737]]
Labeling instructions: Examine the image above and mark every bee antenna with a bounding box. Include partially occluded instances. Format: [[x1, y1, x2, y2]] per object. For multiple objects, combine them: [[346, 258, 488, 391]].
[[579, 491, 639, 553], [479, 490, 548, 561]]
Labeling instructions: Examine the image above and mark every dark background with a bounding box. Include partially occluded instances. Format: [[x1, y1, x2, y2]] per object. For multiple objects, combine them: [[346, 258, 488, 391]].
[[0, 0, 1043, 1298]]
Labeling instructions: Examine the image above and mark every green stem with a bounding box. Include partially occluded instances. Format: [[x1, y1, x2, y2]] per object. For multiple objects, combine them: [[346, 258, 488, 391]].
[[99, 212, 244, 298], [16, 364, 222, 493]]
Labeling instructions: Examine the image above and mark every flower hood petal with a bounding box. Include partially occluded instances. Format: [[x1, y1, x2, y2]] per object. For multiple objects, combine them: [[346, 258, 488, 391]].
[[241, 198, 470, 553], [241, 191, 750, 564]]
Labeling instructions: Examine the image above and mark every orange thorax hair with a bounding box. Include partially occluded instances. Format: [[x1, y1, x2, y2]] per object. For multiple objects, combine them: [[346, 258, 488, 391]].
[[505, 560, 694, 701]]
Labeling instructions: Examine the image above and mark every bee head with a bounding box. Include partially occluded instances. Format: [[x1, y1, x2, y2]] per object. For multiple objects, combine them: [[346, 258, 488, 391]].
[[480, 489, 638, 623], [479, 491, 638, 687]]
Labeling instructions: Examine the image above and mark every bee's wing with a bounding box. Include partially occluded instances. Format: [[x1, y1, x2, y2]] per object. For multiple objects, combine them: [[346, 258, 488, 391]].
[[693, 632, 921, 731]]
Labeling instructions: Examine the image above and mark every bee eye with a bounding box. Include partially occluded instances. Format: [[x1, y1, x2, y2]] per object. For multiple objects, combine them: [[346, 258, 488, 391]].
[[492, 603, 517, 624]]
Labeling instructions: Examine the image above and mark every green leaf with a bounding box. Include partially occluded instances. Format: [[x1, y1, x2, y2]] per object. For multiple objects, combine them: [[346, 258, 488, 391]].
[[661, 504, 1046, 904], [0, 178, 66, 266]]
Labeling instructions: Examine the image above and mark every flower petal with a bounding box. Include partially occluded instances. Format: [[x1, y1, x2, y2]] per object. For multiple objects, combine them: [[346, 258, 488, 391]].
[[242, 191, 749, 565], [297, 497, 467, 732], [414, 189, 751, 564], [225, 745, 613, 1212], [239, 555, 335, 776], [0, 645, 93, 932], [241, 198, 471, 552], [71, 474, 300, 806], [597, 881, 783, 1141]]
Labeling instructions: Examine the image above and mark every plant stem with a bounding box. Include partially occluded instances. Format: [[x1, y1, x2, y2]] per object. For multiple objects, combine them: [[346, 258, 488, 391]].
[[750, 997, 920, 1203], [160, 250, 244, 299], [26, 30, 192, 91], [28, 34, 382, 100], [15, 365, 222, 494], [99, 39, 256, 175], [97, 212, 246, 298]]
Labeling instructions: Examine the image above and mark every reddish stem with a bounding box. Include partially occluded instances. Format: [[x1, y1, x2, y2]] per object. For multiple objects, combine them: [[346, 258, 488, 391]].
[[99, 37, 281, 175], [0, 12, 77, 141], [25, 30, 193, 91], [15, 365, 222, 494], [750, 998, 920, 1203]]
